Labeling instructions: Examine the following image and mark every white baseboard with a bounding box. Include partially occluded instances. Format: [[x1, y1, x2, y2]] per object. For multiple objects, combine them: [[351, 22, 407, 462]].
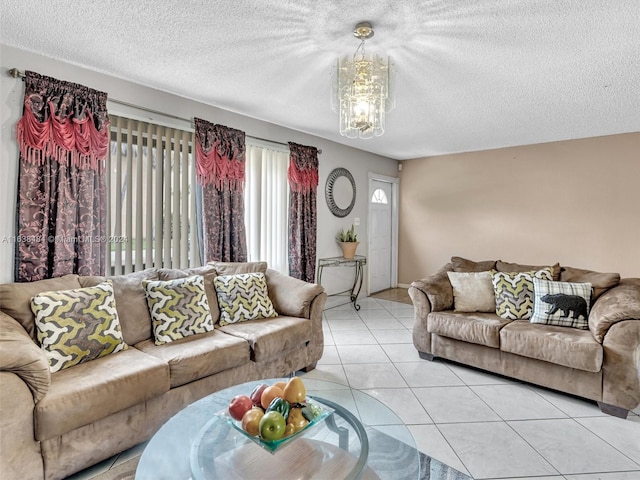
[[397, 283, 411, 289]]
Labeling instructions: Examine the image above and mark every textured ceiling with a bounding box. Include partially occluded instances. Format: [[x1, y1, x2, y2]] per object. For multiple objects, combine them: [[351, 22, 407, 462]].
[[1, 1, 639, 160]]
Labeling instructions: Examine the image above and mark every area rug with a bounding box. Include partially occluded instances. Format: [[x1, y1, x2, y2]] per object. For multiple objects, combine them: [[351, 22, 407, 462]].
[[92, 429, 470, 480]]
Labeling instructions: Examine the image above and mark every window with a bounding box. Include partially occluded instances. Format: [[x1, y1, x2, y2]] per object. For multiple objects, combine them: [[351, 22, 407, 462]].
[[371, 188, 389, 204], [107, 115, 198, 274], [244, 143, 290, 274]]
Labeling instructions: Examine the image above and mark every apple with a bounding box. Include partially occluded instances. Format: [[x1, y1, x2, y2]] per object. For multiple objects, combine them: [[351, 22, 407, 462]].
[[228, 394, 253, 421], [250, 383, 268, 406], [241, 407, 265, 436], [259, 411, 286, 441]]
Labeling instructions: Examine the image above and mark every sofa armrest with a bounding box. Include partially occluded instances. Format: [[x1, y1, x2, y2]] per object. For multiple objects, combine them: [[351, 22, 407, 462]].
[[589, 279, 640, 343], [601, 319, 640, 411], [409, 263, 454, 312], [265, 269, 325, 319], [0, 311, 50, 402]]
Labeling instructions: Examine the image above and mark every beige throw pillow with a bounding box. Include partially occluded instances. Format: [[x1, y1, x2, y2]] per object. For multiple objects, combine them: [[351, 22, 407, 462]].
[[446, 271, 496, 313]]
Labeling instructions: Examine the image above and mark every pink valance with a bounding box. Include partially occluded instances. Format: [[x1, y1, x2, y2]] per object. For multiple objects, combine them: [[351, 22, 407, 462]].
[[16, 71, 110, 172], [194, 118, 246, 191], [288, 142, 319, 193]]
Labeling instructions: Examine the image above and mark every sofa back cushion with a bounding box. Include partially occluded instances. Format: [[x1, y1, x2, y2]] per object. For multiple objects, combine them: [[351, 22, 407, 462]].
[[451, 256, 496, 272], [209, 261, 268, 275], [496, 260, 561, 281], [79, 268, 159, 345], [31, 280, 128, 372], [559, 266, 620, 302], [0, 274, 81, 339]]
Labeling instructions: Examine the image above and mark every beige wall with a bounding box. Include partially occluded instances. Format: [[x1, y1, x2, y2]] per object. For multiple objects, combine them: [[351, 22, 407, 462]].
[[0, 45, 398, 288], [398, 133, 640, 283]]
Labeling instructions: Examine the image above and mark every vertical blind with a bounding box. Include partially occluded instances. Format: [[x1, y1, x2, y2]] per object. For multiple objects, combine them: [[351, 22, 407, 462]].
[[107, 115, 198, 274], [244, 144, 290, 274]]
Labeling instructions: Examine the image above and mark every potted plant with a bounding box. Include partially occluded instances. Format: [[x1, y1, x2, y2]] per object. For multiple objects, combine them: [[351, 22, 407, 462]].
[[336, 225, 359, 259]]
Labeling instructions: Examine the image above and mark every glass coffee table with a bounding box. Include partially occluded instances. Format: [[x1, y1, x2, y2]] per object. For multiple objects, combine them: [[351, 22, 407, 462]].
[[136, 378, 421, 479]]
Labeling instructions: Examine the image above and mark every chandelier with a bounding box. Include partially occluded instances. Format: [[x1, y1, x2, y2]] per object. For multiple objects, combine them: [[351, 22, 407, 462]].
[[332, 22, 394, 139]]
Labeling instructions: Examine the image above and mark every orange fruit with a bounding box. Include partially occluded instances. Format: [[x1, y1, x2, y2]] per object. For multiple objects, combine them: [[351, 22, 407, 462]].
[[260, 385, 284, 409], [273, 381, 287, 390]]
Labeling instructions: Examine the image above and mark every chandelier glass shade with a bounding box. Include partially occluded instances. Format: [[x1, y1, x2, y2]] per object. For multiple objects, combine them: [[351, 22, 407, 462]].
[[332, 22, 394, 139]]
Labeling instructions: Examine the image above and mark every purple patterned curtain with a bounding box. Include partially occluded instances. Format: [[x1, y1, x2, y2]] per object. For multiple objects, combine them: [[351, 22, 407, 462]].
[[14, 71, 109, 282], [288, 142, 319, 283], [194, 118, 247, 262]]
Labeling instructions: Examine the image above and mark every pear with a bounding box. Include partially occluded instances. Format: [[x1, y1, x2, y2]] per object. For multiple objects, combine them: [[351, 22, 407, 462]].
[[283, 377, 306, 404]]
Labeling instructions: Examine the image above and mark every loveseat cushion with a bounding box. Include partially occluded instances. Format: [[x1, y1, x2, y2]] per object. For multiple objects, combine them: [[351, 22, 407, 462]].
[[500, 320, 603, 372], [560, 266, 621, 302], [209, 261, 267, 275], [34, 347, 169, 441], [427, 312, 511, 348], [135, 331, 250, 388], [451, 256, 496, 272], [496, 260, 561, 281], [0, 274, 81, 339], [218, 316, 311, 362]]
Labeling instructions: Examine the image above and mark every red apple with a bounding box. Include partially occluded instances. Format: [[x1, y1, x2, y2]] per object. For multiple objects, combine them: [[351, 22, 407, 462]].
[[228, 394, 253, 421], [250, 383, 268, 406]]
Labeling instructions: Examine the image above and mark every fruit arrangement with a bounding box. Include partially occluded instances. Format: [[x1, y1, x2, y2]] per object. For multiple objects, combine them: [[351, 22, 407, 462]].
[[227, 377, 323, 442]]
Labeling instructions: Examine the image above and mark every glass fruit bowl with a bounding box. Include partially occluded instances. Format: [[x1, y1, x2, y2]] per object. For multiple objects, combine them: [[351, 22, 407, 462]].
[[215, 396, 334, 454]]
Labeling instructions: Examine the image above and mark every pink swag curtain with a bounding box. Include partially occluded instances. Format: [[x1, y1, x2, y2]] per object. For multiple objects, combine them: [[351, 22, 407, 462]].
[[194, 118, 247, 262], [14, 71, 109, 282], [288, 142, 319, 283]]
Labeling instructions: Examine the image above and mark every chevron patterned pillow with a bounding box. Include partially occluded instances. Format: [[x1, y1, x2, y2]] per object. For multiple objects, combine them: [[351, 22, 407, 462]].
[[31, 280, 128, 373], [214, 272, 278, 326], [491, 268, 554, 320], [143, 275, 214, 345]]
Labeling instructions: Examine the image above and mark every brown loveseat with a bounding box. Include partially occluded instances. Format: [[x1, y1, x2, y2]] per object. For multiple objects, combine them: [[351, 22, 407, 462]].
[[0, 262, 326, 480], [409, 256, 640, 418]]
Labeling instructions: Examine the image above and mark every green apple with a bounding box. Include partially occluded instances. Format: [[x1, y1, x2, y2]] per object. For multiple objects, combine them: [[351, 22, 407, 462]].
[[259, 411, 286, 441]]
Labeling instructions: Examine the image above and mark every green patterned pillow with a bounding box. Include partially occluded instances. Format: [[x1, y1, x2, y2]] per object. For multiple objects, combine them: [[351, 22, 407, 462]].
[[31, 280, 128, 373], [491, 268, 553, 320], [213, 272, 277, 326], [143, 275, 214, 345]]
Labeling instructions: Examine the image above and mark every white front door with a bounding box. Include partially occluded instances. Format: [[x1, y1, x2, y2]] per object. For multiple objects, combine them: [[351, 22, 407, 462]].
[[369, 179, 393, 293]]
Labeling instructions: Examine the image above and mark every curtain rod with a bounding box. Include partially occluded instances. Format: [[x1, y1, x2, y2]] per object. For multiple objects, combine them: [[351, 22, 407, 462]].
[[7, 68, 321, 154]]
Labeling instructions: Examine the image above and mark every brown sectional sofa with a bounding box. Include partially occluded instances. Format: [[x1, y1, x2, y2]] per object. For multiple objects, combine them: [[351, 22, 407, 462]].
[[409, 257, 640, 418], [0, 262, 326, 480]]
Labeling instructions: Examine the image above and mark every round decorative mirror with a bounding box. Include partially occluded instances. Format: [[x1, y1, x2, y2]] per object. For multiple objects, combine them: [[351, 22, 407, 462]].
[[325, 168, 356, 217]]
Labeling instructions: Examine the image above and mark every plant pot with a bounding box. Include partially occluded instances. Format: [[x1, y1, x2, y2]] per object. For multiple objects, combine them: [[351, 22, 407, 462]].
[[339, 242, 359, 259]]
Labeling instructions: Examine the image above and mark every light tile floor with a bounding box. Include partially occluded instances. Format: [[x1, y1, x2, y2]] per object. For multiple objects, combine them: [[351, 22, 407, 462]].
[[70, 294, 640, 480], [303, 295, 640, 480]]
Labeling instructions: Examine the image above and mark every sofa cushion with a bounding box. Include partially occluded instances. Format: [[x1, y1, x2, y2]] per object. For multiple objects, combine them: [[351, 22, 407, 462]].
[[157, 266, 220, 324], [500, 320, 603, 372], [143, 276, 214, 345], [447, 271, 496, 313], [209, 261, 268, 275], [83, 268, 159, 345], [531, 278, 592, 330], [31, 280, 128, 372], [427, 311, 511, 348], [34, 347, 169, 441], [451, 256, 496, 272], [491, 268, 553, 320], [218, 316, 311, 362], [0, 274, 81, 339], [496, 260, 561, 281], [265, 268, 324, 318], [135, 330, 250, 388], [214, 272, 277, 326], [560, 266, 620, 302]]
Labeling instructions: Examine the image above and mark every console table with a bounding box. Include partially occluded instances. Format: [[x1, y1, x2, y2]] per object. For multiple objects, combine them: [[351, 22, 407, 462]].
[[317, 255, 366, 310]]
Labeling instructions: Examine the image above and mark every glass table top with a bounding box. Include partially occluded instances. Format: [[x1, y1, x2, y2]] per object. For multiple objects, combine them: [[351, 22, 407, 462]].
[[135, 378, 421, 480]]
